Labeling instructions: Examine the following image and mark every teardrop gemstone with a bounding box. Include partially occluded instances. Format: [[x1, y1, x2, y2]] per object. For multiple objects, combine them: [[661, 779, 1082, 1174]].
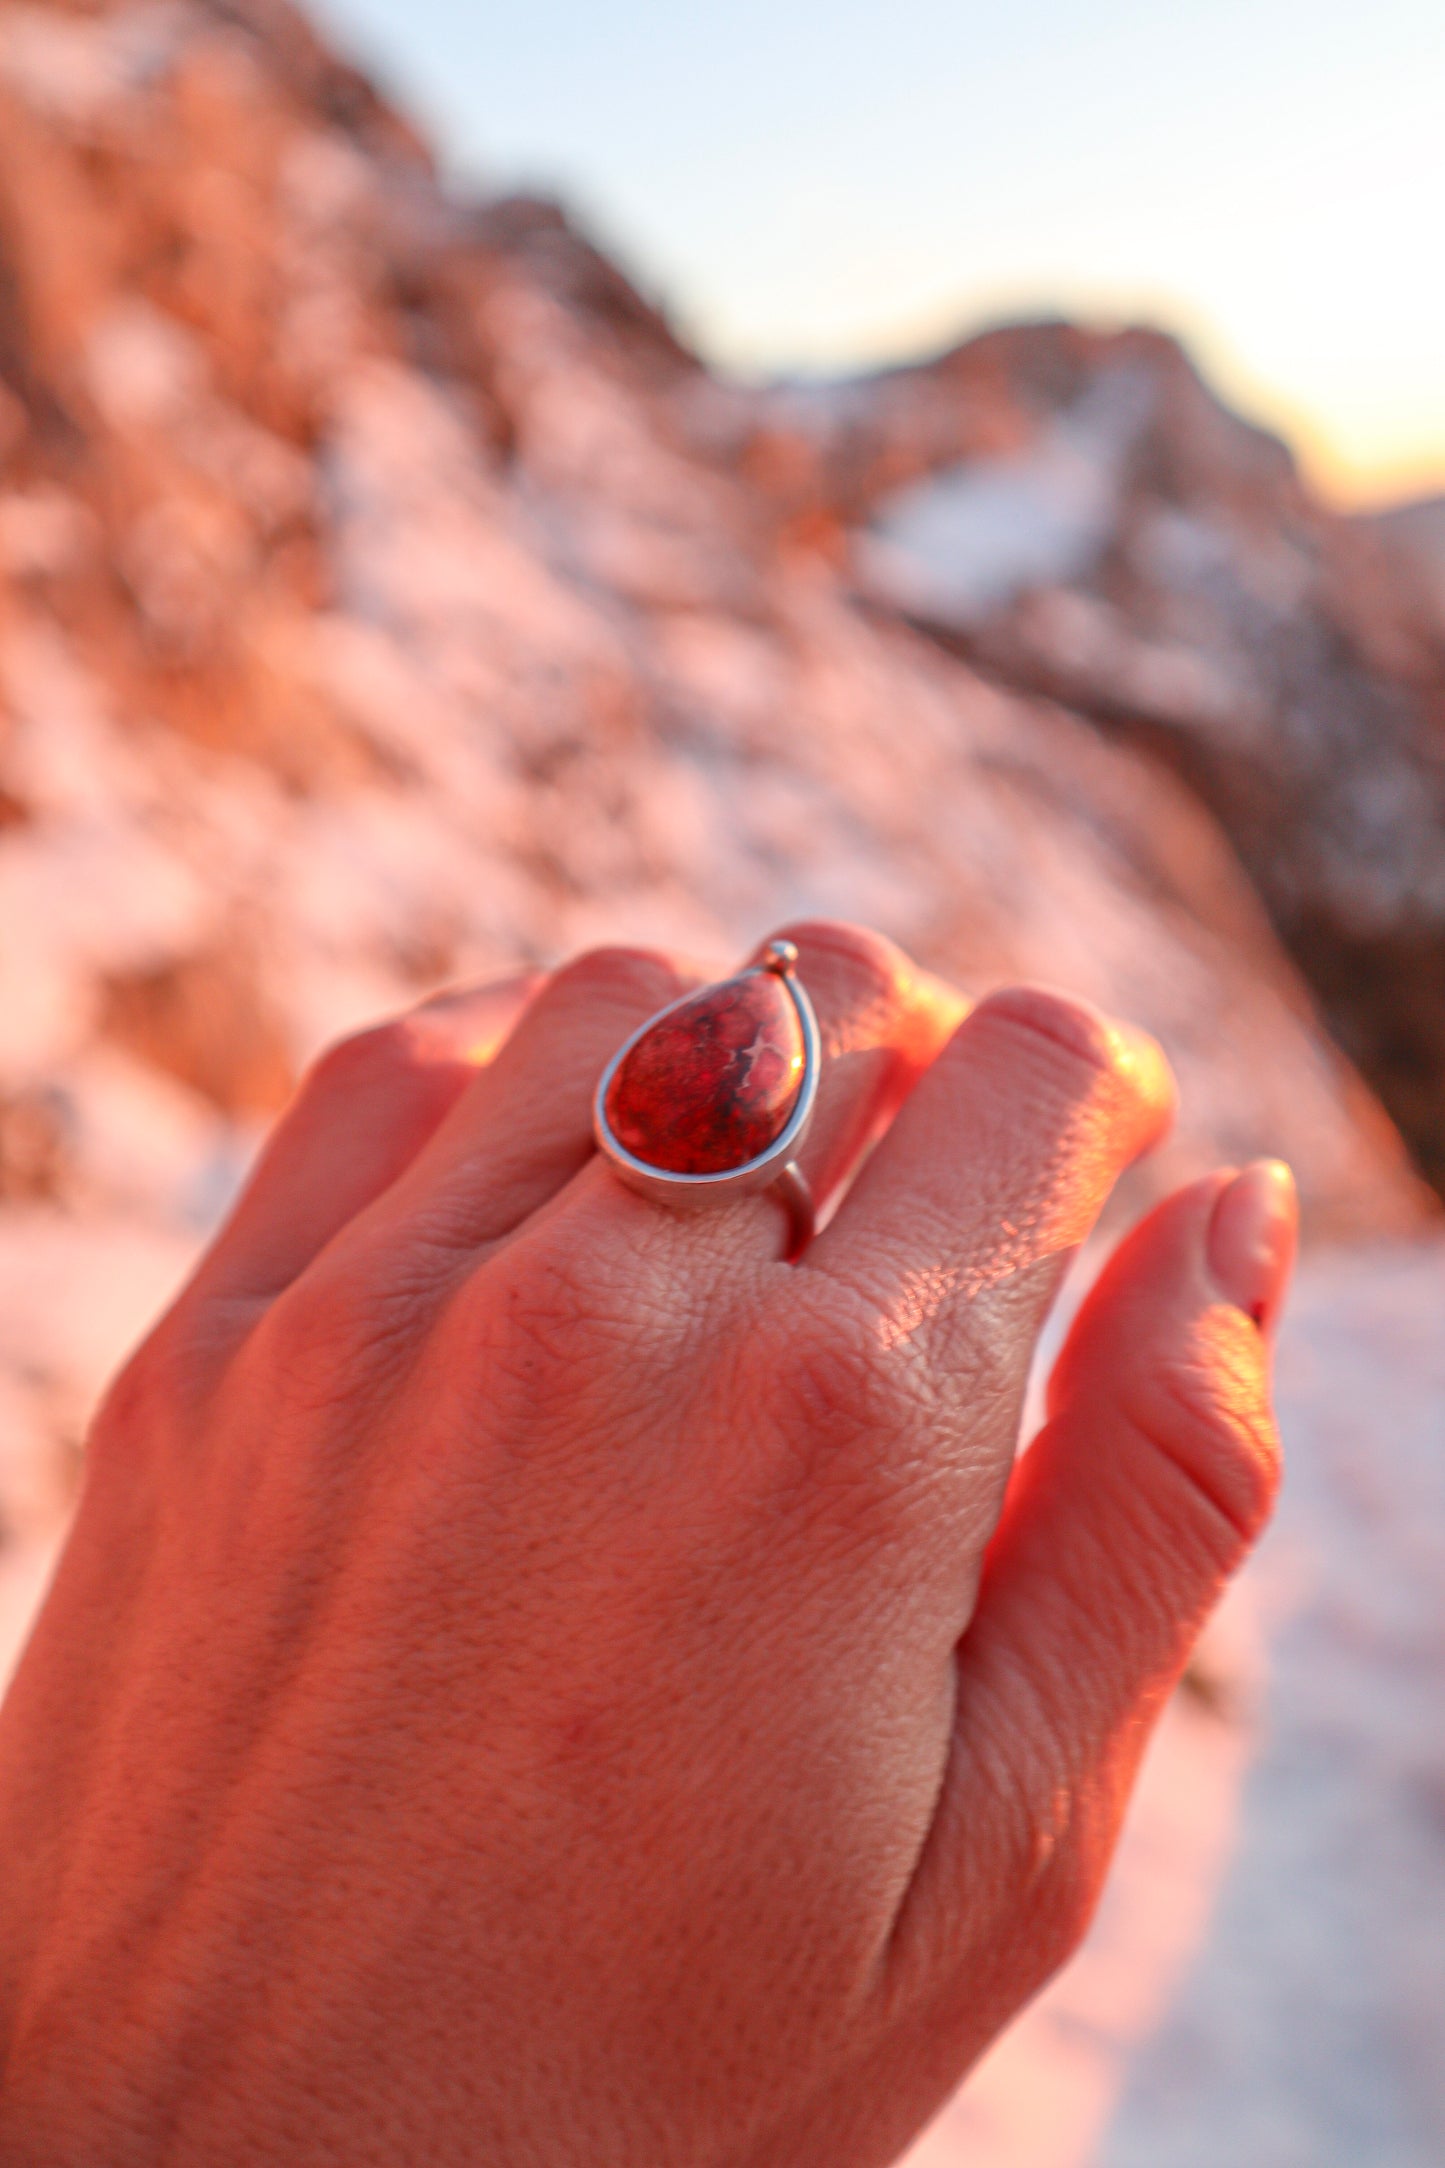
[[603, 970, 806, 1174]]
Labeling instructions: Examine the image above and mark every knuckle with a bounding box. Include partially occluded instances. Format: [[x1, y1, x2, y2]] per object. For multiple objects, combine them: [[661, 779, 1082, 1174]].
[[768, 920, 909, 1042], [251, 1280, 357, 1414], [250, 1253, 429, 1418], [787, 1313, 901, 1446], [765, 1293, 935, 1514], [87, 1307, 224, 1473], [971, 983, 1165, 1110], [546, 945, 688, 1022], [771, 919, 903, 985], [89, 1328, 175, 1461], [1125, 1336, 1283, 1550], [973, 984, 1120, 1074], [474, 1219, 678, 1408]]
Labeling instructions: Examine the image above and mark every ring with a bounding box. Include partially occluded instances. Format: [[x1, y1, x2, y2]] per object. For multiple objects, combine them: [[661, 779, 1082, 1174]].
[[592, 939, 820, 1259]]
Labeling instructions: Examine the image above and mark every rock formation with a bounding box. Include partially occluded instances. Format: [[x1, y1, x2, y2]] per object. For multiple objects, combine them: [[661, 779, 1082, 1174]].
[[756, 325, 1445, 1192], [0, 0, 1426, 1262]]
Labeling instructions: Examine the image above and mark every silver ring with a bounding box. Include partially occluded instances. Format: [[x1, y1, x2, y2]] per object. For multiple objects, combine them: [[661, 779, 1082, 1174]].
[[593, 939, 820, 1260]]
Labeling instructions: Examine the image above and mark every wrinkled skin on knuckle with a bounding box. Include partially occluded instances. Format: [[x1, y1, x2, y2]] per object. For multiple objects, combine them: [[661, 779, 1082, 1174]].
[[752, 1291, 956, 1563], [1121, 1315, 1283, 1553], [969, 984, 1173, 1134], [839, 1252, 1033, 1512], [841, 1235, 1057, 1470], [87, 1322, 188, 1478], [241, 1249, 436, 1424], [922, 1274, 1040, 1429], [463, 1219, 700, 1449], [761, 1291, 888, 1458], [85, 1294, 246, 1482]]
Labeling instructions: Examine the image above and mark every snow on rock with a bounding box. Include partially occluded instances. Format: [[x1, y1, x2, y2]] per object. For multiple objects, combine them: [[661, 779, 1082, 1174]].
[[0, 0, 1419, 1238], [862, 364, 1156, 623], [771, 323, 1445, 1201]]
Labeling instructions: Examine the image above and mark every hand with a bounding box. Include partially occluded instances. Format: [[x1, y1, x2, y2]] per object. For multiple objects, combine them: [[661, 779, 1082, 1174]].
[[0, 924, 1294, 2167]]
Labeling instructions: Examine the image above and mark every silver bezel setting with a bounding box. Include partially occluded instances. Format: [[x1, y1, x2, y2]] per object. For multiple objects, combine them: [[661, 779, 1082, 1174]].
[[592, 940, 820, 1207]]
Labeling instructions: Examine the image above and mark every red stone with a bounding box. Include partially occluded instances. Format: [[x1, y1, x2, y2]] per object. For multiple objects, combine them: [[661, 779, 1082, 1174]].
[[603, 970, 805, 1174]]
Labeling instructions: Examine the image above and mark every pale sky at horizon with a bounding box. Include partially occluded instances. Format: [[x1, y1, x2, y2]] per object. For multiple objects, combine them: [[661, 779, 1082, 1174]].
[[316, 0, 1444, 508]]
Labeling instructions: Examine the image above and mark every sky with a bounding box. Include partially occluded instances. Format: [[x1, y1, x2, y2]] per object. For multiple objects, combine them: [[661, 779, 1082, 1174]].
[[314, 0, 1444, 508]]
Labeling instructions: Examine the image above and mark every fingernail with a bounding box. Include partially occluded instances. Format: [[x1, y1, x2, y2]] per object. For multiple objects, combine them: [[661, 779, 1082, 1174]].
[[1206, 1160, 1298, 1333]]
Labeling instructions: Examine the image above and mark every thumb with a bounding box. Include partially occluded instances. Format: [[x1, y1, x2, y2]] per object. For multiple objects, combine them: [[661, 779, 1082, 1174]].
[[887, 1162, 1295, 2020]]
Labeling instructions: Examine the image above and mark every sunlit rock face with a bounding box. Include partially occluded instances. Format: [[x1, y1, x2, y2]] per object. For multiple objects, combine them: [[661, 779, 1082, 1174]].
[[744, 324, 1445, 1196], [0, 0, 1433, 1543]]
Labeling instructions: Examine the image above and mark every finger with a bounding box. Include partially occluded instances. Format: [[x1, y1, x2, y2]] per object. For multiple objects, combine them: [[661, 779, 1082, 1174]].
[[790, 925, 968, 1232], [539, 922, 969, 1278], [803, 984, 1175, 1467], [189, 973, 541, 1304], [370, 924, 964, 1273], [358, 945, 704, 1259], [884, 1162, 1295, 2020]]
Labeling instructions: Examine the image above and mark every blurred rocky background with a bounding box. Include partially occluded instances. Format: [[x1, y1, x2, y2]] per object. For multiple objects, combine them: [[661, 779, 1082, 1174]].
[[0, 2, 1442, 2162]]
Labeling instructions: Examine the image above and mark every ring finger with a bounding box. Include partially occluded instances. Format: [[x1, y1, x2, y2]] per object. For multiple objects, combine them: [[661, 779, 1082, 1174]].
[[348, 924, 967, 1289]]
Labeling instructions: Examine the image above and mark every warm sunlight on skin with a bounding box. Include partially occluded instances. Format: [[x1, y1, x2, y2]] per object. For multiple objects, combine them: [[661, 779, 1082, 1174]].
[[0, 930, 1294, 2167], [314, 0, 1444, 509]]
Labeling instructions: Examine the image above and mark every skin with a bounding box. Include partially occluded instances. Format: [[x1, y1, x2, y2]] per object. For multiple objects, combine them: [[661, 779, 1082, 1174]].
[[0, 922, 1294, 2167]]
